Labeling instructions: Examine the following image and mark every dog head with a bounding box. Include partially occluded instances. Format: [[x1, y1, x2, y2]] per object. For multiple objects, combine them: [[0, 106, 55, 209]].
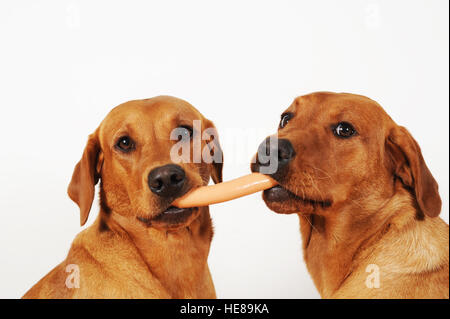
[[251, 92, 441, 218], [68, 96, 223, 230]]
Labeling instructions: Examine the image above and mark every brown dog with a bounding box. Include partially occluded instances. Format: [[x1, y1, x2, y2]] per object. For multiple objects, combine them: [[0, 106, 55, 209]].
[[23, 96, 222, 298], [252, 92, 449, 298]]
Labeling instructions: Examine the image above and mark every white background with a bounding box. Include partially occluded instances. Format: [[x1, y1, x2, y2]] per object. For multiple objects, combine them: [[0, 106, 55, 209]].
[[0, 0, 448, 299]]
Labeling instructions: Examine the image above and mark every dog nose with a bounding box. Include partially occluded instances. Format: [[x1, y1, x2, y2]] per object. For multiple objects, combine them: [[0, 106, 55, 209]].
[[252, 137, 295, 174], [277, 138, 295, 167], [148, 164, 186, 197]]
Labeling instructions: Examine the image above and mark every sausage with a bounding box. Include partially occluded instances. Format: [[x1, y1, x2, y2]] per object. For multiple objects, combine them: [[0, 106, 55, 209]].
[[173, 173, 278, 208]]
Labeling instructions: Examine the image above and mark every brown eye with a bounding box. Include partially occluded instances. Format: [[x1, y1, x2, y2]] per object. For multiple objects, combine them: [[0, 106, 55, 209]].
[[333, 122, 357, 138], [116, 136, 135, 152], [176, 126, 193, 141], [279, 112, 293, 129]]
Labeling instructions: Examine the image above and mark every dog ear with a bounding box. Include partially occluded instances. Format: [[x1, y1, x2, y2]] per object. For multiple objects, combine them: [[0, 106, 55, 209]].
[[68, 131, 103, 226], [203, 120, 223, 184], [386, 126, 441, 217]]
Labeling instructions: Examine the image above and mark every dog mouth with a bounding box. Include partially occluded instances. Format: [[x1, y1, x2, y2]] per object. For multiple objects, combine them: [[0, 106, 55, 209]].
[[137, 206, 199, 227], [263, 184, 332, 214]]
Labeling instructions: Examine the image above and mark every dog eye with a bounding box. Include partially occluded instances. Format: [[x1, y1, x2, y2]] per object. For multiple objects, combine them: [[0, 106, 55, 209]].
[[279, 113, 293, 129], [116, 136, 135, 152], [176, 126, 193, 141], [333, 122, 357, 138]]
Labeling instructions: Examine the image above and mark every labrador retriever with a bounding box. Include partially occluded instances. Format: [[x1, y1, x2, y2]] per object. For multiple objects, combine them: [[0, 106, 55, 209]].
[[23, 96, 222, 298], [251, 92, 448, 298]]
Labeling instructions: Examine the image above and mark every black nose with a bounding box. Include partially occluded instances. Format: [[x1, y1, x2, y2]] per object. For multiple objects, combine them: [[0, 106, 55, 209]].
[[148, 164, 186, 197], [251, 137, 295, 174]]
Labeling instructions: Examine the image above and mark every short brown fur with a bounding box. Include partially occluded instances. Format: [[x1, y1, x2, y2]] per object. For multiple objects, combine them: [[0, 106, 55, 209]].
[[23, 96, 222, 299], [257, 92, 448, 298]]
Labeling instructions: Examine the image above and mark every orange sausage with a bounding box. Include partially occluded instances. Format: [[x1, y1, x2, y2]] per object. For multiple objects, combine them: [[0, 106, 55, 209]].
[[173, 173, 278, 208]]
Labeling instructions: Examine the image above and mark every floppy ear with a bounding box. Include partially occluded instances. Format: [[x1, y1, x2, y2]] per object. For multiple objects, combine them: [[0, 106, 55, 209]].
[[386, 126, 441, 217], [203, 120, 223, 184], [68, 131, 103, 226]]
